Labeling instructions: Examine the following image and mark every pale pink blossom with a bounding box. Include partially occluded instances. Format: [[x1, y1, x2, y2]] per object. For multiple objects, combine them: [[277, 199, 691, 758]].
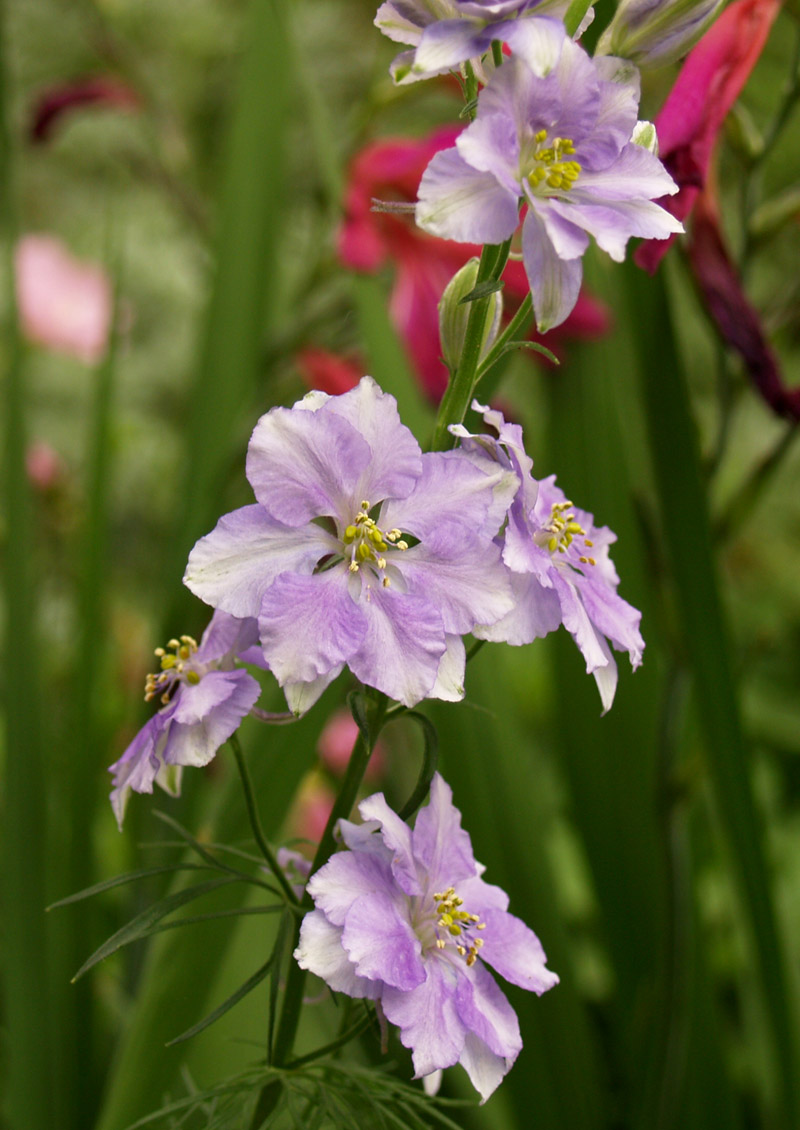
[[16, 235, 112, 364]]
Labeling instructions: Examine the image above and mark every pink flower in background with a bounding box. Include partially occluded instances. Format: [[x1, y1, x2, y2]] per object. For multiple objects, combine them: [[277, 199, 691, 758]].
[[26, 440, 66, 492], [296, 348, 364, 397], [30, 76, 140, 143], [16, 235, 112, 364], [317, 708, 385, 781], [338, 130, 610, 399], [288, 773, 338, 848], [636, 0, 780, 273]]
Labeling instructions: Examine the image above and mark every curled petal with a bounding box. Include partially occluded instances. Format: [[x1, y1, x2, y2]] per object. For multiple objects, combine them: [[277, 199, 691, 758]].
[[522, 208, 584, 331]]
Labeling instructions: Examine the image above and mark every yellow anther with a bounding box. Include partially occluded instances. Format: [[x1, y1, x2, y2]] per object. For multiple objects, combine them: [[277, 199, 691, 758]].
[[566, 522, 583, 534], [588, 557, 596, 566], [579, 556, 589, 563], [476, 922, 486, 930], [584, 539, 594, 547], [448, 924, 462, 937], [360, 500, 370, 511], [397, 540, 408, 551], [548, 536, 558, 553], [534, 128, 547, 142], [382, 576, 391, 588], [356, 543, 371, 562], [154, 647, 165, 657], [186, 671, 201, 685], [161, 654, 176, 670], [349, 561, 359, 573], [377, 557, 387, 570], [344, 525, 357, 542], [167, 638, 179, 649]]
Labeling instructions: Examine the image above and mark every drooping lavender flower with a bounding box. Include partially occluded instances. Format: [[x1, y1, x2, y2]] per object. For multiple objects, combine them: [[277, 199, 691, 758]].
[[294, 773, 558, 1100], [184, 377, 517, 714], [416, 40, 683, 330], [453, 404, 644, 712], [376, 0, 566, 84], [108, 611, 262, 828]]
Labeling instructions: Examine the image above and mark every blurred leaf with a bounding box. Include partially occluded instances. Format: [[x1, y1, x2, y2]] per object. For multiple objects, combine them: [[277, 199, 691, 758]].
[[626, 261, 799, 1125], [165, 950, 279, 1047]]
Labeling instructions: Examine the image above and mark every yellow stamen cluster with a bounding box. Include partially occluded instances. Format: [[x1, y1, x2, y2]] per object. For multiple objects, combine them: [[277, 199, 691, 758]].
[[342, 501, 408, 587], [144, 635, 199, 704], [432, 886, 486, 967], [527, 129, 581, 193], [539, 500, 595, 565]]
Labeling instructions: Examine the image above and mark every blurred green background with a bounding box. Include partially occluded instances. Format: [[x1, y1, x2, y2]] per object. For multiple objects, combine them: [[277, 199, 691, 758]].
[[2, 0, 800, 1127]]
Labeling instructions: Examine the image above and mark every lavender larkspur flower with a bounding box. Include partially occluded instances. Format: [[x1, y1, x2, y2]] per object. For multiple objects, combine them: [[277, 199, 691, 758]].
[[453, 404, 644, 711], [376, 0, 566, 83], [184, 377, 517, 713], [108, 611, 261, 828], [416, 40, 683, 330], [295, 773, 558, 1100]]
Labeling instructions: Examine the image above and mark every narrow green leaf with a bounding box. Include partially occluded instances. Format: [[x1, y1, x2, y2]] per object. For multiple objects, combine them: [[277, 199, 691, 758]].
[[47, 863, 215, 910], [457, 278, 505, 303], [166, 954, 277, 1047], [72, 877, 243, 981], [564, 0, 594, 37], [627, 262, 799, 1124]]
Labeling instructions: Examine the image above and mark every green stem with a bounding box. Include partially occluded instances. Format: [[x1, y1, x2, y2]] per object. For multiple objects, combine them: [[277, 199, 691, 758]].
[[476, 291, 532, 383], [262, 693, 388, 1099], [432, 239, 511, 451], [288, 1013, 375, 1069], [491, 39, 504, 68], [228, 734, 299, 907]]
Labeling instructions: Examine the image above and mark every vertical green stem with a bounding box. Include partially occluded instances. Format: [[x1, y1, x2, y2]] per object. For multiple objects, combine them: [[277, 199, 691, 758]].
[[432, 239, 510, 451], [0, 3, 52, 1125], [228, 734, 299, 907]]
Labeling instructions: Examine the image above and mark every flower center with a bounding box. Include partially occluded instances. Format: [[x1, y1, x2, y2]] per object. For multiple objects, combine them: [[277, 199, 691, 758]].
[[534, 500, 596, 565], [525, 129, 581, 194], [144, 635, 201, 705], [342, 500, 408, 585], [431, 886, 486, 967]]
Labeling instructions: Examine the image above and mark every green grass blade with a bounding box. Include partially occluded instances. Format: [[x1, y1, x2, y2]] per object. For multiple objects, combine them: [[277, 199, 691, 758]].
[[0, 5, 53, 1125], [72, 876, 246, 981], [172, 0, 293, 578], [627, 262, 799, 1124], [165, 953, 277, 1048]]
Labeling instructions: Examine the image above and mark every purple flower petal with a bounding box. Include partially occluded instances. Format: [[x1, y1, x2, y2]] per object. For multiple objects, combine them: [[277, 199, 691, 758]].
[[398, 531, 514, 634], [413, 774, 477, 890], [382, 960, 467, 1078], [500, 15, 565, 77], [342, 892, 426, 990], [522, 207, 584, 331], [475, 569, 563, 645], [459, 1032, 512, 1104], [295, 911, 381, 998], [359, 790, 422, 896], [309, 849, 396, 927], [478, 908, 560, 994], [165, 670, 260, 767], [184, 504, 334, 619], [324, 375, 422, 505], [455, 961, 521, 1058], [246, 400, 371, 527], [430, 633, 466, 702], [416, 148, 520, 245], [348, 582, 446, 708], [258, 568, 367, 685]]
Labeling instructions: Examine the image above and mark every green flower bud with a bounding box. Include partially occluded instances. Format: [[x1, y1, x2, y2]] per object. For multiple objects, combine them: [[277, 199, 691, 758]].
[[438, 258, 503, 375], [596, 0, 723, 69]]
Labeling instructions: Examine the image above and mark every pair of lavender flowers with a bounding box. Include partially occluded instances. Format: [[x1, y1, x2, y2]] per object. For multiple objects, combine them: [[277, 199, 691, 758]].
[[378, 1, 683, 330], [108, 377, 641, 1096]]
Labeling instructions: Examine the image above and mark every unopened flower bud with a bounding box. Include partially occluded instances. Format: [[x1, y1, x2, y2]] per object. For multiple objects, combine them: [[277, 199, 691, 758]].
[[438, 258, 503, 374], [596, 0, 724, 69], [631, 120, 659, 155]]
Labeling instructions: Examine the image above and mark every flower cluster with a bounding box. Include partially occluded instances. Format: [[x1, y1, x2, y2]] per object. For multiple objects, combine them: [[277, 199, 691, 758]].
[[296, 773, 558, 1100], [373, 0, 700, 329]]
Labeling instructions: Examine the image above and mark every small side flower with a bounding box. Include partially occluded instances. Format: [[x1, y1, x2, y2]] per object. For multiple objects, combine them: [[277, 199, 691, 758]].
[[108, 611, 261, 828], [453, 404, 644, 712]]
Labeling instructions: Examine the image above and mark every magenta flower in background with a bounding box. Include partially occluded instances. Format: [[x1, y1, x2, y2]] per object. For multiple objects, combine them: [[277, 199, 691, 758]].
[[375, 0, 565, 83], [635, 0, 780, 273], [295, 773, 558, 1100], [337, 129, 610, 400], [184, 377, 518, 713], [30, 75, 140, 143], [454, 404, 644, 711], [416, 41, 682, 330], [108, 611, 261, 828], [16, 235, 112, 364]]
